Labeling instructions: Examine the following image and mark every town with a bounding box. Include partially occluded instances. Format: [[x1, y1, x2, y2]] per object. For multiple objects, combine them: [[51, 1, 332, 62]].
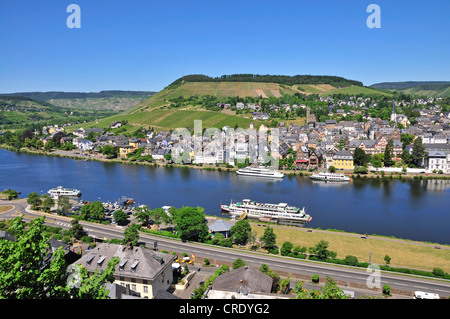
[[3, 94, 449, 175]]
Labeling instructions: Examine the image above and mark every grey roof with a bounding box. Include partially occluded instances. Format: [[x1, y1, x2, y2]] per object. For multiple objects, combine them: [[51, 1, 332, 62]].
[[212, 266, 273, 293], [73, 243, 175, 281], [428, 151, 447, 158], [209, 219, 233, 232], [0, 231, 15, 241], [333, 150, 353, 160]]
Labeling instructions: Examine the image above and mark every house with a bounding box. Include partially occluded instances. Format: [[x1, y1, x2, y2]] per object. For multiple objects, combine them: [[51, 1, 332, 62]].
[[73, 138, 93, 151], [206, 266, 275, 298], [208, 219, 233, 238], [70, 243, 175, 299], [110, 121, 122, 129], [332, 150, 354, 170], [252, 112, 269, 120], [309, 148, 323, 168], [295, 145, 309, 169], [119, 145, 135, 157], [426, 151, 448, 173]]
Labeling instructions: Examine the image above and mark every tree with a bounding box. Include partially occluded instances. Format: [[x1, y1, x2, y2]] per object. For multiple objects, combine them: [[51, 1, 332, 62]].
[[57, 196, 72, 216], [27, 192, 42, 210], [328, 166, 336, 173], [42, 196, 55, 213], [259, 226, 277, 250], [0, 216, 118, 299], [411, 137, 427, 167], [122, 223, 140, 246], [309, 240, 336, 261], [113, 209, 128, 226], [280, 241, 294, 256], [230, 219, 252, 245], [149, 207, 168, 231], [384, 255, 391, 266], [175, 206, 210, 242], [134, 205, 152, 226], [232, 258, 246, 269], [99, 145, 118, 159], [70, 219, 84, 240], [384, 139, 394, 167], [400, 133, 415, 147], [353, 148, 369, 166], [80, 201, 105, 221], [295, 276, 349, 299]]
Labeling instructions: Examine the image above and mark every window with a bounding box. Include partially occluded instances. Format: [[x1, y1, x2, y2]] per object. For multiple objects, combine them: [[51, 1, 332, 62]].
[[144, 286, 148, 293]]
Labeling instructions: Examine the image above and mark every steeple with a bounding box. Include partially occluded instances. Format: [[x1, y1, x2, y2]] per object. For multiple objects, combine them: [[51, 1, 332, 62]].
[[390, 99, 397, 124]]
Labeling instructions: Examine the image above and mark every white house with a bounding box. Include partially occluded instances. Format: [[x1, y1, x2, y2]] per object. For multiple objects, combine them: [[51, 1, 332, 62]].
[[426, 151, 448, 173]]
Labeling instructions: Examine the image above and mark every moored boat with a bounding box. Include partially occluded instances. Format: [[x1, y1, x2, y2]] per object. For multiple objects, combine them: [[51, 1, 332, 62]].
[[310, 171, 350, 182], [48, 186, 81, 198], [221, 198, 311, 226], [236, 166, 284, 178]]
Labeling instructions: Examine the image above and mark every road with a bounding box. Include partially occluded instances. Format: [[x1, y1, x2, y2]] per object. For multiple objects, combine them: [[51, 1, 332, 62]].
[[2, 199, 450, 298]]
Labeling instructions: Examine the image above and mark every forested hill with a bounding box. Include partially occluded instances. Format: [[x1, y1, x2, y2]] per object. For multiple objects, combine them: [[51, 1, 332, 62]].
[[168, 74, 363, 89], [370, 81, 450, 98], [370, 81, 450, 90]]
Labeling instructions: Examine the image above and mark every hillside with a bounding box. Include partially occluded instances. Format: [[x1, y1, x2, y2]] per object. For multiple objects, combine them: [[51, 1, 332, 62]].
[[0, 95, 118, 129], [370, 81, 450, 98], [0, 91, 156, 111], [67, 74, 388, 133]]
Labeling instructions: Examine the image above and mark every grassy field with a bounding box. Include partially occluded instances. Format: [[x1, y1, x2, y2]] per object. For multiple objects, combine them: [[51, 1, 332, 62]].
[[251, 224, 450, 273], [321, 85, 392, 96]]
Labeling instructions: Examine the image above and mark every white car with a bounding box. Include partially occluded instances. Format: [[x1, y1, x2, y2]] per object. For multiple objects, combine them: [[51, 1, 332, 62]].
[[414, 291, 440, 299]]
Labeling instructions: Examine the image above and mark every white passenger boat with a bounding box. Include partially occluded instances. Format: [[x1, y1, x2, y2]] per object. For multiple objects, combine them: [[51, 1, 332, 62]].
[[48, 186, 81, 197], [236, 166, 284, 178], [310, 171, 350, 182], [221, 199, 311, 226]]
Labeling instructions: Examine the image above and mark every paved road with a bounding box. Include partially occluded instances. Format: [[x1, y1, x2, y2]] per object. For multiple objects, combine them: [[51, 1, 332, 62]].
[[2, 199, 449, 298]]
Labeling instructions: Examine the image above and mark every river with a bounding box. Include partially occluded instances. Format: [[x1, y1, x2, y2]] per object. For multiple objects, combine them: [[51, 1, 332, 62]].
[[0, 149, 449, 244]]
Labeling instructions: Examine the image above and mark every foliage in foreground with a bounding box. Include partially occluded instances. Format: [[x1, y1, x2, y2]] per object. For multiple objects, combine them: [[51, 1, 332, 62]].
[[0, 216, 118, 299]]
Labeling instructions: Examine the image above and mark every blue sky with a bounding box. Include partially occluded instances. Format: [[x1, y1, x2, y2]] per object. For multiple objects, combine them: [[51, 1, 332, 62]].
[[0, 0, 449, 93]]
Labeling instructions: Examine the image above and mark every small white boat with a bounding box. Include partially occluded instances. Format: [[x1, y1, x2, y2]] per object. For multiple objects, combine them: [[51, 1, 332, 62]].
[[310, 171, 350, 182]]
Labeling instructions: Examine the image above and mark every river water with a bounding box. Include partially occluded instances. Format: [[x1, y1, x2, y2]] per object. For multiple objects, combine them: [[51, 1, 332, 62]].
[[1, 149, 449, 244]]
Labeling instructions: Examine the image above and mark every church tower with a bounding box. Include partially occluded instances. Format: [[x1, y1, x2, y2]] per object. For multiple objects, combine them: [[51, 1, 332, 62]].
[[390, 99, 397, 123]]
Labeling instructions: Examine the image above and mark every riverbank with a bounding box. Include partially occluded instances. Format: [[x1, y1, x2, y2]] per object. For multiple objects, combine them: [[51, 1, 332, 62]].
[[2, 145, 450, 180], [2, 198, 449, 276]]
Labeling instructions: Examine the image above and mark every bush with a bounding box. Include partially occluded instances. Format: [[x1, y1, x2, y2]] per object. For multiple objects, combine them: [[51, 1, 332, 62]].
[[383, 284, 391, 296], [344, 255, 358, 266], [432, 267, 445, 278], [269, 247, 279, 255], [311, 274, 319, 284], [353, 166, 368, 174]]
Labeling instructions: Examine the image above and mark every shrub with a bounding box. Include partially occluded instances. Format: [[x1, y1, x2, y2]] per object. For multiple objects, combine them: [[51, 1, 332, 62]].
[[432, 267, 445, 278], [311, 274, 319, 283], [344, 255, 358, 266], [383, 284, 391, 296]]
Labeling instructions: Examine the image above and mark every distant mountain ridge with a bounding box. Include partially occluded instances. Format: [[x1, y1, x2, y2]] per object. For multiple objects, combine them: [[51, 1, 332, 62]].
[[0, 90, 156, 101], [370, 81, 450, 98], [370, 81, 450, 90]]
